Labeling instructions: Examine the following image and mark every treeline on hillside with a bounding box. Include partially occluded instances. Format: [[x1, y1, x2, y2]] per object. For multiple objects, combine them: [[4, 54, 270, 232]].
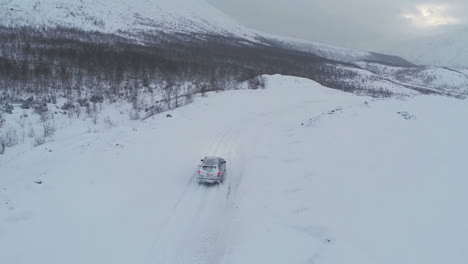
[[0, 26, 364, 105]]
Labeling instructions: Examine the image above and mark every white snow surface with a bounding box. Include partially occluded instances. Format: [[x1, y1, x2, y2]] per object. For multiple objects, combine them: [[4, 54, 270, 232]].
[[0, 0, 258, 40], [1, 75, 468, 264]]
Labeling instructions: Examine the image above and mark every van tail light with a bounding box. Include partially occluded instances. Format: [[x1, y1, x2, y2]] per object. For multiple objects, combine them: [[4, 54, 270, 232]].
[[198, 170, 200, 174], [217, 172, 221, 176]]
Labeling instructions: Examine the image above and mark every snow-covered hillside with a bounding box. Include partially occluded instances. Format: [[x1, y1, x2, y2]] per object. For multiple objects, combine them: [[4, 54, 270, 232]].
[[0, 0, 257, 40], [355, 61, 468, 96], [387, 26, 468, 68], [260, 33, 372, 63], [263, 33, 414, 66], [0, 0, 415, 67], [1, 75, 467, 264]]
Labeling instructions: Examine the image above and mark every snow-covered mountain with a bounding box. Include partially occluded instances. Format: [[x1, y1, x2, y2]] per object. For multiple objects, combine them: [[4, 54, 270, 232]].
[[1, 0, 466, 99], [0, 0, 413, 66], [387, 26, 468, 68], [355, 61, 468, 97], [0, 0, 257, 40], [262, 33, 414, 66]]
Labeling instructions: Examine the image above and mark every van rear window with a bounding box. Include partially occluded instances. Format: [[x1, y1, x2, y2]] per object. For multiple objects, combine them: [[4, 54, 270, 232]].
[[203, 159, 217, 166]]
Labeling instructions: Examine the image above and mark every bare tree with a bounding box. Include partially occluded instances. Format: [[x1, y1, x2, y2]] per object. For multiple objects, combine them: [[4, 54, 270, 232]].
[[185, 85, 194, 104], [163, 85, 174, 109], [172, 84, 181, 108], [0, 111, 4, 129]]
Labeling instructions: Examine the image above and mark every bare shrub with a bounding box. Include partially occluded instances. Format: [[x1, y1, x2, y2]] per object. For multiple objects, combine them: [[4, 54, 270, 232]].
[[86, 105, 92, 118], [172, 85, 182, 108], [86, 104, 100, 124], [163, 86, 173, 109], [2, 103, 14, 114], [61, 101, 75, 110], [67, 107, 74, 119], [72, 105, 81, 118], [33, 103, 48, 116], [28, 123, 35, 138], [21, 96, 34, 109], [143, 102, 164, 120], [77, 98, 89, 107], [90, 95, 104, 104], [14, 115, 27, 143], [92, 113, 98, 125], [85, 104, 98, 124], [185, 88, 194, 105], [6, 127, 18, 147], [130, 94, 140, 112], [49, 95, 57, 105], [257, 76, 266, 89], [103, 115, 115, 128], [129, 110, 140, 120], [38, 110, 55, 138], [43, 121, 55, 137], [248, 76, 266, 90], [0, 127, 18, 148], [0, 112, 4, 128], [33, 136, 46, 147]]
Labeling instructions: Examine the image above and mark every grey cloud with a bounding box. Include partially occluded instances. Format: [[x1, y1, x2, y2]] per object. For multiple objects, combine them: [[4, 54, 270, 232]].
[[208, 0, 468, 52]]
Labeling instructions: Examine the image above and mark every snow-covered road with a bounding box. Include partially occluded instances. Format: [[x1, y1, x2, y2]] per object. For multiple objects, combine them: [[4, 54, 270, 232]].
[[1, 75, 467, 264]]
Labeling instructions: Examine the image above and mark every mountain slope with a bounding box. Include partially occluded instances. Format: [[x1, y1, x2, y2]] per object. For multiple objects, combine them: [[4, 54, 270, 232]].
[[0, 0, 413, 67], [260, 33, 415, 67], [1, 0, 464, 99], [0, 0, 257, 40], [355, 61, 468, 96]]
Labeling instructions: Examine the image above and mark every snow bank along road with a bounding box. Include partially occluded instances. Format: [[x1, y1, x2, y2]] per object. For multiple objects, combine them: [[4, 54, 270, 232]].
[[1, 75, 467, 264]]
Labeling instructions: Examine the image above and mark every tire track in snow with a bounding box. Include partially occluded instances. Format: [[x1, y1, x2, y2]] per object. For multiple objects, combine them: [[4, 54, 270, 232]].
[[189, 127, 243, 264], [149, 126, 242, 264], [149, 126, 234, 242]]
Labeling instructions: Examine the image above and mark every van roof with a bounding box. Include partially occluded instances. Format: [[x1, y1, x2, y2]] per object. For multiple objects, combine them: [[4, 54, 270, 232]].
[[203, 157, 219, 165]]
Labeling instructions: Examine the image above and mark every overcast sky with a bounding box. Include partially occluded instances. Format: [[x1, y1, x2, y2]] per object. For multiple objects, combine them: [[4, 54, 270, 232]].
[[207, 0, 468, 52]]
